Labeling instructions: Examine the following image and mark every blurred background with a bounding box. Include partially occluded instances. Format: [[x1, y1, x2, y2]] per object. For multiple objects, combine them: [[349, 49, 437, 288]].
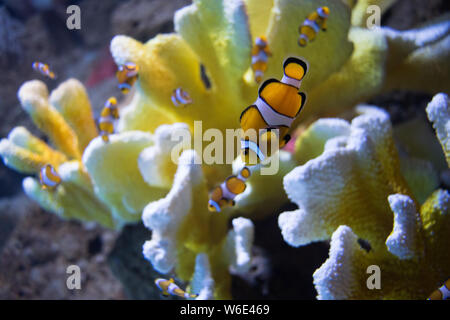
[[0, 0, 448, 299]]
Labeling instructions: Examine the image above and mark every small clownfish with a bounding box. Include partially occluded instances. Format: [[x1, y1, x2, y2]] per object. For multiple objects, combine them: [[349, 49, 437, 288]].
[[428, 279, 450, 300], [98, 97, 119, 143], [171, 88, 192, 107], [32, 62, 56, 79], [298, 6, 330, 47], [116, 62, 139, 94], [39, 164, 61, 190], [155, 278, 198, 299], [251, 36, 271, 83], [240, 57, 308, 165], [208, 167, 251, 212]]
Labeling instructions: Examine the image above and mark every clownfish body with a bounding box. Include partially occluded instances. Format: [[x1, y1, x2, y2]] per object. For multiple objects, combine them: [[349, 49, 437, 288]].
[[428, 279, 450, 300], [171, 88, 192, 107], [116, 62, 139, 94], [240, 57, 308, 165], [39, 164, 61, 190], [208, 167, 251, 212], [99, 97, 119, 143], [251, 36, 271, 83], [32, 62, 56, 79], [155, 278, 198, 299], [298, 6, 330, 47]]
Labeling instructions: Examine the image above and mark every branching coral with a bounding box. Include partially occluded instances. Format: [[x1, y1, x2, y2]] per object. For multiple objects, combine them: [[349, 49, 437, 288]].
[[0, 80, 115, 228], [280, 100, 449, 299], [142, 150, 255, 299], [1, 0, 449, 300], [426, 93, 450, 166]]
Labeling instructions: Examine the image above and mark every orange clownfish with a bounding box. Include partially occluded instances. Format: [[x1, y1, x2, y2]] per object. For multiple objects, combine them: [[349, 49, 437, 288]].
[[171, 88, 192, 107], [32, 62, 56, 79], [298, 6, 330, 47], [39, 164, 61, 190], [208, 167, 251, 212], [428, 279, 450, 300], [251, 36, 271, 83], [99, 97, 119, 142], [155, 278, 198, 299], [240, 57, 307, 164], [116, 62, 139, 94]]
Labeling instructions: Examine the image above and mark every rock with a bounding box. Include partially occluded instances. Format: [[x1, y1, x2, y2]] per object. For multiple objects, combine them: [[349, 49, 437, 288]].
[[107, 222, 172, 299], [0, 201, 124, 299], [383, 0, 450, 30], [231, 205, 330, 299], [111, 0, 190, 42]]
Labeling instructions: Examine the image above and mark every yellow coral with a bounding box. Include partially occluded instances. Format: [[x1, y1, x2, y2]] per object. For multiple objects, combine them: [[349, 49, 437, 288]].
[[282, 103, 449, 299], [0, 79, 117, 227], [1, 0, 450, 300], [142, 150, 255, 299], [18, 80, 81, 160]]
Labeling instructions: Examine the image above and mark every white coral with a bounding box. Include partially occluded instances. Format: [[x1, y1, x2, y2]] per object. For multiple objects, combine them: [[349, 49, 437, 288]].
[[385, 194, 424, 259], [225, 217, 254, 274], [386, 194, 423, 259], [313, 225, 365, 300], [191, 253, 215, 300], [142, 150, 202, 273], [426, 93, 450, 166], [138, 123, 189, 188]]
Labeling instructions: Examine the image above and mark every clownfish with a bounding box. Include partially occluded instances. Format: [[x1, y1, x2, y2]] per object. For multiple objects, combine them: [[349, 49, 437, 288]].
[[116, 62, 139, 94], [208, 167, 251, 212], [155, 278, 198, 299], [98, 97, 119, 143], [32, 62, 56, 79], [251, 36, 271, 83], [171, 88, 192, 107], [39, 164, 61, 190], [298, 6, 330, 47], [240, 57, 307, 164], [428, 279, 450, 300]]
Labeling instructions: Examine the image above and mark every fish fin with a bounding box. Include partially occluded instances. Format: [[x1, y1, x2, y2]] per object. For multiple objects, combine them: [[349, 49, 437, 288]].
[[283, 57, 308, 81], [169, 278, 174, 283], [240, 167, 251, 178], [225, 176, 246, 195], [284, 134, 291, 144], [240, 105, 254, 122], [295, 92, 307, 117], [280, 134, 291, 148], [260, 128, 278, 144], [240, 105, 269, 130], [258, 78, 279, 96]]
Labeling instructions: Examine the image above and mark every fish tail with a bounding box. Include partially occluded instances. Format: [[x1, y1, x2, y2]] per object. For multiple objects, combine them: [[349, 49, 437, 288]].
[[283, 57, 308, 82], [298, 34, 308, 47], [101, 132, 109, 143]]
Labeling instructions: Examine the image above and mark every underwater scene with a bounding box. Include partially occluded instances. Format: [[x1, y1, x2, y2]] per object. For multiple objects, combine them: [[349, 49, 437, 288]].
[[0, 0, 449, 301]]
